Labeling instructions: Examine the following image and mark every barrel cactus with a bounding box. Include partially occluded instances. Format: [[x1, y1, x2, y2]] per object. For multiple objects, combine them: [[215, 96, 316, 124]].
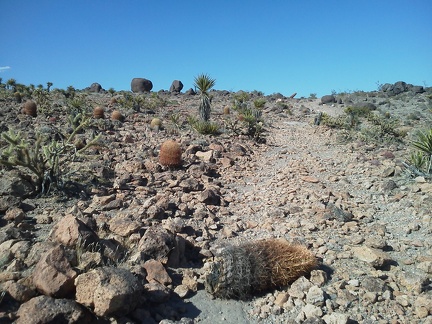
[[159, 140, 182, 167], [205, 239, 317, 299], [24, 100, 37, 117]]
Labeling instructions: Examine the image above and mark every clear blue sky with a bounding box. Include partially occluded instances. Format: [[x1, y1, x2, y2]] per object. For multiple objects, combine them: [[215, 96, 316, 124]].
[[1, 1, 431, 97]]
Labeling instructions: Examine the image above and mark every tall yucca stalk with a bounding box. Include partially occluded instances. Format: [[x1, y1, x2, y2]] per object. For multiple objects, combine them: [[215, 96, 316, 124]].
[[194, 73, 216, 121]]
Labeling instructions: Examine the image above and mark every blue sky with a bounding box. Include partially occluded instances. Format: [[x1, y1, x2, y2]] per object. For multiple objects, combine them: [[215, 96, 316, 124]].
[[1, 1, 431, 97]]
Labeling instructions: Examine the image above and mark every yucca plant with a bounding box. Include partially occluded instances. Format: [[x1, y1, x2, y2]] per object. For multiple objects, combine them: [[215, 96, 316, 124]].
[[194, 73, 216, 121], [412, 128, 432, 173]]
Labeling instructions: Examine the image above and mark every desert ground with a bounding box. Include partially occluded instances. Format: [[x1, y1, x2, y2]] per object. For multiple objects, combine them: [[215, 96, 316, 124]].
[[0, 80, 431, 323]]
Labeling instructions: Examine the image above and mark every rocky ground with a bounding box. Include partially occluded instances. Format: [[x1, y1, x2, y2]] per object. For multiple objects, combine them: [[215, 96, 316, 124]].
[[0, 81, 431, 323]]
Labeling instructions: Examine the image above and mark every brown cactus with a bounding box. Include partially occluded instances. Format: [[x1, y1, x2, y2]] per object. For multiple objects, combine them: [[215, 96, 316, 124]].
[[24, 100, 37, 117], [223, 106, 230, 115], [159, 140, 182, 167], [150, 118, 162, 130], [205, 239, 318, 299], [111, 110, 123, 121], [93, 106, 104, 119]]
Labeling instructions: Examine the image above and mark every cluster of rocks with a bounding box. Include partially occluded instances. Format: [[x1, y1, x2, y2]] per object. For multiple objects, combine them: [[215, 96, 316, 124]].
[[0, 82, 431, 323]]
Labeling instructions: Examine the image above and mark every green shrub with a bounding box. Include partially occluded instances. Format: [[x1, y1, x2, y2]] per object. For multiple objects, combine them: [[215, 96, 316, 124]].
[[187, 116, 220, 135]]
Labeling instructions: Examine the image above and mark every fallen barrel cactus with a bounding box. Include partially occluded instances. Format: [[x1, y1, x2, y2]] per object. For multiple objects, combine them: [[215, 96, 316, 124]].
[[204, 239, 318, 299]]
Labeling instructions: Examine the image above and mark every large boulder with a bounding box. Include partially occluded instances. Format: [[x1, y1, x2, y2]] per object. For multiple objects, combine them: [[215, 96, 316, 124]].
[[32, 245, 77, 297], [321, 95, 336, 104], [49, 214, 98, 248], [169, 80, 184, 93], [16, 295, 93, 324], [131, 78, 153, 93], [75, 266, 143, 317], [88, 82, 102, 93]]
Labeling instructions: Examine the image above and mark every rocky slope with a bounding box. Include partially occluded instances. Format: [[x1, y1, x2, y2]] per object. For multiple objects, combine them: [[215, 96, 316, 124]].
[[0, 82, 431, 323]]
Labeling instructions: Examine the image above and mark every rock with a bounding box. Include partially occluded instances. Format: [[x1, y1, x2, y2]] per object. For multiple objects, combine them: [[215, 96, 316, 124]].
[[310, 270, 328, 287], [75, 266, 143, 317], [170, 80, 184, 93], [32, 245, 77, 297], [275, 292, 289, 307], [88, 82, 102, 93], [174, 284, 190, 298], [143, 259, 172, 285], [131, 78, 153, 93], [351, 246, 391, 268], [322, 203, 353, 222], [137, 225, 176, 264], [185, 88, 196, 95], [0, 171, 34, 198], [108, 213, 142, 237], [301, 176, 320, 183], [414, 295, 432, 318], [321, 95, 336, 104], [4, 207, 25, 224], [361, 276, 388, 293], [302, 303, 323, 318], [306, 285, 325, 306], [196, 150, 214, 162], [16, 295, 93, 324], [49, 214, 98, 247], [352, 102, 377, 111], [288, 276, 313, 299], [2, 280, 36, 302], [144, 280, 171, 303], [322, 312, 349, 324], [0, 195, 21, 213], [199, 188, 221, 205], [77, 251, 103, 272], [398, 269, 429, 294]]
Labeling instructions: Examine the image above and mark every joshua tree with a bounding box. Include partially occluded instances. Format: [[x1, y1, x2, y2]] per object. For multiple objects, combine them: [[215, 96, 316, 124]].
[[46, 82, 53, 92], [194, 73, 215, 121], [6, 78, 16, 91]]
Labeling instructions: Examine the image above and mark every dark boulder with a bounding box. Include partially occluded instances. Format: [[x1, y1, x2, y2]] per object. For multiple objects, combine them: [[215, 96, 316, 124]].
[[185, 88, 196, 95], [169, 80, 184, 93], [411, 85, 424, 94], [88, 83, 102, 93], [321, 95, 336, 104], [131, 78, 153, 93]]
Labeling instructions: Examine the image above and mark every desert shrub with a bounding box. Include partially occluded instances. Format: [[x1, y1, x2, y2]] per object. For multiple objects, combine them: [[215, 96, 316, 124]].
[[226, 101, 266, 142], [232, 91, 250, 103], [0, 115, 101, 194], [253, 98, 266, 109], [407, 128, 432, 175], [187, 116, 220, 135]]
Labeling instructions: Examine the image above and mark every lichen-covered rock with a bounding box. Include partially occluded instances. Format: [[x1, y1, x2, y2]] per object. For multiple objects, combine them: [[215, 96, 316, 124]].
[[75, 266, 143, 317]]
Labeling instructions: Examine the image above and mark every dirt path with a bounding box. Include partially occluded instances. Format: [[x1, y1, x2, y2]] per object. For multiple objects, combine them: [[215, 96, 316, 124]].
[[184, 110, 432, 323]]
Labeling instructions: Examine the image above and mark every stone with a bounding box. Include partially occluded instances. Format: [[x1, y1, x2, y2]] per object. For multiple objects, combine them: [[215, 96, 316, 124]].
[[321, 95, 336, 104], [49, 214, 98, 247], [288, 276, 313, 299], [16, 295, 93, 324], [322, 203, 353, 222], [301, 176, 320, 183], [275, 292, 289, 307], [2, 280, 36, 302], [351, 246, 391, 268], [0, 170, 34, 198], [199, 188, 221, 205], [131, 78, 153, 93], [4, 207, 25, 224], [108, 213, 142, 237], [196, 150, 214, 162], [306, 286, 325, 306], [302, 303, 323, 318], [77, 251, 103, 272], [185, 88, 196, 95], [174, 284, 190, 298], [310, 270, 328, 287], [361, 276, 388, 293], [138, 225, 176, 264], [170, 80, 184, 93], [32, 245, 77, 297], [414, 295, 432, 318], [143, 259, 172, 285], [398, 270, 429, 294], [75, 266, 143, 317], [322, 312, 349, 324], [144, 280, 171, 303]]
